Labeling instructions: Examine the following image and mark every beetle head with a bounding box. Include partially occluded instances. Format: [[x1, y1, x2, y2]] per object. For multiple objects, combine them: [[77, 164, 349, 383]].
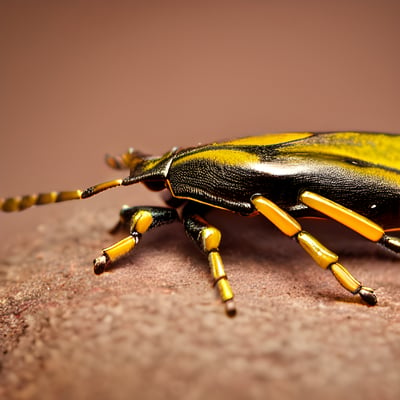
[[122, 147, 178, 187]]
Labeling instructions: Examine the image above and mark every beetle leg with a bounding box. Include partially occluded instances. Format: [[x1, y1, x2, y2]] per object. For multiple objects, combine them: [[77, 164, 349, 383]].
[[109, 205, 178, 234], [251, 195, 377, 305], [93, 206, 179, 274], [183, 204, 236, 317], [300, 191, 400, 254]]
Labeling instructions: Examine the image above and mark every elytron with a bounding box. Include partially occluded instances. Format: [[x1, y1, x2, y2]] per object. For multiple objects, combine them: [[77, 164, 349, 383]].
[[2, 131, 400, 316]]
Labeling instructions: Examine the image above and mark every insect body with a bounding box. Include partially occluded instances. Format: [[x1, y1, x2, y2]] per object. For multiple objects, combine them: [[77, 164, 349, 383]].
[[2, 131, 400, 316]]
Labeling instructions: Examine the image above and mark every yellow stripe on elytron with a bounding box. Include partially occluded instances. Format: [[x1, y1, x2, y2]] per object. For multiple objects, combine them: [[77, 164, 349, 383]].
[[141, 157, 164, 171], [280, 132, 400, 170], [223, 132, 313, 146], [173, 149, 259, 167]]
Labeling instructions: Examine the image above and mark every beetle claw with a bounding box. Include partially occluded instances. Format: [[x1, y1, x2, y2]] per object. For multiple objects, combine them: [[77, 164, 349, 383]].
[[358, 287, 378, 306], [224, 299, 237, 317], [93, 255, 108, 275]]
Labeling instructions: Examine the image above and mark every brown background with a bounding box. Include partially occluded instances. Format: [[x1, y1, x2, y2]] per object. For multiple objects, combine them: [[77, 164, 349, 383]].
[[1, 1, 400, 400]]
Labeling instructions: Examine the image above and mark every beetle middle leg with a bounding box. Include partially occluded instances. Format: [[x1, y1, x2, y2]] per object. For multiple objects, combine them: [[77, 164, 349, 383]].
[[93, 206, 179, 274], [251, 194, 377, 305], [182, 203, 236, 317]]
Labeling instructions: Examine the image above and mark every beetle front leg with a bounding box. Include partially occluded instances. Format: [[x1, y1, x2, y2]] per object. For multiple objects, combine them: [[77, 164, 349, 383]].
[[94, 206, 179, 274], [251, 195, 377, 305], [183, 204, 236, 317]]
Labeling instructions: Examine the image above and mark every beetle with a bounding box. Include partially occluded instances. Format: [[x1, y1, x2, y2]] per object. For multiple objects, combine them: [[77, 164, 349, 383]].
[[2, 131, 400, 316]]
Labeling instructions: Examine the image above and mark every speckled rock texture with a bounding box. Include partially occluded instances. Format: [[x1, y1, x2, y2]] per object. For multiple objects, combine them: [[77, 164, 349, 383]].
[[1, 209, 399, 400]]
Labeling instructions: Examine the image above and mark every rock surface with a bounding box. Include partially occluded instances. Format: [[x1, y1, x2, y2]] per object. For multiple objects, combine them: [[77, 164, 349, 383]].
[[1, 209, 400, 400]]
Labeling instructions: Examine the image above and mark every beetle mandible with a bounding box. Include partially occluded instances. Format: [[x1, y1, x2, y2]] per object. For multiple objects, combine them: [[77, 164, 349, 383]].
[[2, 131, 400, 316]]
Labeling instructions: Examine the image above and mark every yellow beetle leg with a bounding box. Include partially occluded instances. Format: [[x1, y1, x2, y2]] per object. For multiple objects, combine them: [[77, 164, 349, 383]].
[[94, 206, 179, 274], [251, 195, 377, 305], [300, 191, 400, 253], [183, 207, 236, 317], [300, 191, 384, 241]]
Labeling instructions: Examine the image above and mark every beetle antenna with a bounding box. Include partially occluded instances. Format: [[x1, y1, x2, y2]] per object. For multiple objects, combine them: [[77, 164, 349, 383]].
[[0, 178, 123, 212]]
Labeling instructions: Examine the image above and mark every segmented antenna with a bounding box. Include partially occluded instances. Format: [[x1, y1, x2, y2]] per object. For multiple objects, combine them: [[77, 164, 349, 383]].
[[1, 179, 123, 212]]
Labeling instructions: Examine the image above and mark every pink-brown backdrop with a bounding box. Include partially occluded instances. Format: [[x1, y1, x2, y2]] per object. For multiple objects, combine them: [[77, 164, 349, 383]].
[[1, 2, 400, 400], [1, 0, 399, 242]]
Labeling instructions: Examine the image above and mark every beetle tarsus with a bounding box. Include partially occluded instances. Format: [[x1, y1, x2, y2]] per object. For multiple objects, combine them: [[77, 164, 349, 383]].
[[358, 287, 378, 306], [93, 255, 108, 275], [224, 299, 237, 317]]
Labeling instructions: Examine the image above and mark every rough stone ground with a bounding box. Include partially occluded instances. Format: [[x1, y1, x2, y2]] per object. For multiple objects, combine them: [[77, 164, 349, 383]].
[[1, 208, 400, 400]]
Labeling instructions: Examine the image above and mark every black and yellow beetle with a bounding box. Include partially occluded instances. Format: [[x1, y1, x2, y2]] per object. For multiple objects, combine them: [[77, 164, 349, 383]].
[[2, 131, 400, 316]]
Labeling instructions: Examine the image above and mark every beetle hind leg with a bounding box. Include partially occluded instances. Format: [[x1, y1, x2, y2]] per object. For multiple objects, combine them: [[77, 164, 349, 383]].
[[380, 234, 400, 253], [183, 204, 236, 317], [251, 195, 377, 305], [93, 206, 179, 274], [300, 191, 400, 255]]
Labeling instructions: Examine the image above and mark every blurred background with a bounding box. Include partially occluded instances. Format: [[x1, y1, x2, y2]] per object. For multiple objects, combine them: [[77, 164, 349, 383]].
[[1, 0, 400, 242]]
